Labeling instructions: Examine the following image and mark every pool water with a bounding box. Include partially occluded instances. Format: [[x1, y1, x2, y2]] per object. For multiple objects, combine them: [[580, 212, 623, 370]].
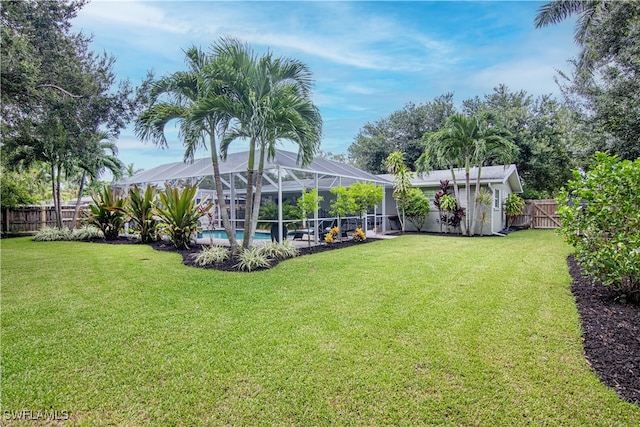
[[197, 229, 272, 240]]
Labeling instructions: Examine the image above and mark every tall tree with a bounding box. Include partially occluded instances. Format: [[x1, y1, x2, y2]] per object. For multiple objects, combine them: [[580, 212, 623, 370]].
[[463, 85, 575, 197], [348, 94, 455, 173], [213, 38, 322, 249], [536, 1, 640, 161], [384, 151, 414, 232], [418, 113, 515, 236], [135, 45, 239, 252], [1, 0, 134, 227]]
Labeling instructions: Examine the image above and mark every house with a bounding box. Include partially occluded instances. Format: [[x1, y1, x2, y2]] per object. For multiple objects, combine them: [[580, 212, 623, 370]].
[[378, 164, 523, 235]]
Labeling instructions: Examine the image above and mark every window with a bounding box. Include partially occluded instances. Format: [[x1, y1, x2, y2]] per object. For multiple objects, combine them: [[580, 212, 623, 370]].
[[493, 189, 500, 209]]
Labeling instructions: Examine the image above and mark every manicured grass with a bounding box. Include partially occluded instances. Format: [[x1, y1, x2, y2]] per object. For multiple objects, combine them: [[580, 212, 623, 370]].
[[1, 231, 639, 425]]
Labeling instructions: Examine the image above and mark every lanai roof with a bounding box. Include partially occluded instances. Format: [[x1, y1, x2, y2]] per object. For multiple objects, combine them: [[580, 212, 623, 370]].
[[117, 149, 389, 188]]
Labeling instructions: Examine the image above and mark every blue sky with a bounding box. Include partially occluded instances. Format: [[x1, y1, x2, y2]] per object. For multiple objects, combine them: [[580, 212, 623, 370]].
[[73, 0, 579, 172]]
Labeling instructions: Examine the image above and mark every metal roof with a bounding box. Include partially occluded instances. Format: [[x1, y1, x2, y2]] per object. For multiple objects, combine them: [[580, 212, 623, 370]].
[[378, 164, 523, 193], [117, 149, 389, 188]]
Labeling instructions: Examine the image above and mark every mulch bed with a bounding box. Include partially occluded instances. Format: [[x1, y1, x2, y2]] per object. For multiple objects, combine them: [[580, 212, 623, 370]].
[[92, 236, 374, 272], [568, 255, 640, 405]]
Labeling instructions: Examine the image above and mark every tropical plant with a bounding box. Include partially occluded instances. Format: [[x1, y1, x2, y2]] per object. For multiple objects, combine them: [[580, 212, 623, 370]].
[[85, 186, 127, 240], [125, 184, 159, 243], [352, 228, 366, 242], [258, 241, 299, 260], [154, 184, 211, 249], [297, 188, 323, 248], [348, 182, 384, 229], [557, 152, 640, 302], [418, 113, 515, 236], [234, 247, 271, 272], [325, 226, 339, 244], [504, 193, 525, 228], [384, 151, 414, 232], [404, 189, 430, 232], [475, 188, 493, 236], [192, 245, 230, 266], [439, 194, 457, 234], [70, 134, 124, 228], [214, 37, 322, 250], [70, 225, 103, 241], [135, 44, 239, 252], [329, 186, 356, 242], [33, 226, 72, 242]]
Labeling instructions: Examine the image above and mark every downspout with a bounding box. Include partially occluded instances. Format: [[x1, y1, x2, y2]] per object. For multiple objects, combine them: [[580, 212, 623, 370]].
[[277, 166, 283, 243], [488, 183, 506, 237]]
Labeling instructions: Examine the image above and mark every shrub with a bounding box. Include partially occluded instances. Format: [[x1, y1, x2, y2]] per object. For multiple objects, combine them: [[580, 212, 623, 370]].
[[192, 245, 230, 266], [258, 241, 300, 260], [84, 186, 127, 240], [234, 248, 271, 272], [70, 226, 103, 241], [324, 226, 339, 244], [155, 184, 211, 249], [352, 228, 366, 242], [405, 188, 430, 232], [504, 193, 525, 227], [557, 152, 640, 302], [33, 227, 71, 241], [126, 185, 159, 243]]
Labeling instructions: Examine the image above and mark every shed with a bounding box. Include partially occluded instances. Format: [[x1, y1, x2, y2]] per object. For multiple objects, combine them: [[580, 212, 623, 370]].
[[379, 164, 523, 235]]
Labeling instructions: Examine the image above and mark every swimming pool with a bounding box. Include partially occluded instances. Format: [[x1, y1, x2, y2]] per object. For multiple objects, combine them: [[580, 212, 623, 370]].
[[197, 229, 272, 240]]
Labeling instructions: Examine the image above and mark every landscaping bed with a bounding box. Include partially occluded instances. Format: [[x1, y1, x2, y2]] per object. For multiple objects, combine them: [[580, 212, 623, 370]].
[[568, 255, 640, 405]]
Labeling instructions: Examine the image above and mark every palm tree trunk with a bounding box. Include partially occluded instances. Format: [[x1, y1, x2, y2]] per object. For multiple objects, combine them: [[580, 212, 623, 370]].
[[471, 164, 483, 238], [72, 171, 86, 229], [209, 131, 238, 253], [449, 166, 465, 235], [242, 139, 257, 249], [465, 158, 472, 236], [247, 146, 267, 250]]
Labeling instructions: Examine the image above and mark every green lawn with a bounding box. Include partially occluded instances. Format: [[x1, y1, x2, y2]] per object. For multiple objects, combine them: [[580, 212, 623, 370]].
[[1, 231, 639, 425]]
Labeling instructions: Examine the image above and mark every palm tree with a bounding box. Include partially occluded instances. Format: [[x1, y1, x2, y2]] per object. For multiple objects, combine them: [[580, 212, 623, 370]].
[[211, 38, 322, 249], [384, 151, 414, 233], [418, 113, 515, 236], [534, 0, 610, 70], [71, 133, 124, 227], [135, 45, 239, 252]]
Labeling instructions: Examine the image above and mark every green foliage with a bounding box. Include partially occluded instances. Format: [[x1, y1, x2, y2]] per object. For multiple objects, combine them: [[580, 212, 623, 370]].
[[33, 226, 72, 241], [258, 241, 300, 260], [348, 182, 384, 221], [258, 200, 299, 222], [348, 94, 455, 173], [192, 245, 230, 266], [70, 225, 103, 241], [504, 193, 525, 218], [126, 185, 159, 243], [155, 184, 210, 249], [404, 189, 430, 232], [329, 186, 356, 218], [557, 152, 640, 302], [1, 0, 134, 228], [297, 188, 323, 247], [536, 2, 640, 162], [0, 170, 36, 207], [234, 247, 271, 272], [85, 186, 127, 240]]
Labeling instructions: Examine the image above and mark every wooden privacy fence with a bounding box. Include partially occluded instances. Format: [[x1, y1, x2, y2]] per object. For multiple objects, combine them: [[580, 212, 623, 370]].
[[510, 199, 560, 229], [1, 205, 87, 234]]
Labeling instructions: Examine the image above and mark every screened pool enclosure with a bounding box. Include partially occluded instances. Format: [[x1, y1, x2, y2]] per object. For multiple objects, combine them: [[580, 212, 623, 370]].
[[116, 149, 391, 242]]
